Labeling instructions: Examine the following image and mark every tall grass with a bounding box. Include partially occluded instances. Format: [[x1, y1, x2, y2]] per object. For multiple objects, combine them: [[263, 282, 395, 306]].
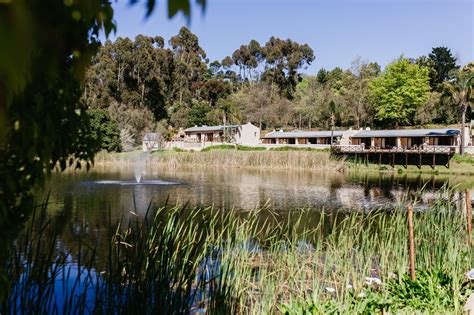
[[95, 150, 342, 171], [2, 191, 472, 313]]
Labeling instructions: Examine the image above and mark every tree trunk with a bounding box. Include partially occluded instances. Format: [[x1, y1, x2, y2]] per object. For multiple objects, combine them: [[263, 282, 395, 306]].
[[117, 64, 121, 96], [461, 104, 466, 155], [223, 111, 227, 142]]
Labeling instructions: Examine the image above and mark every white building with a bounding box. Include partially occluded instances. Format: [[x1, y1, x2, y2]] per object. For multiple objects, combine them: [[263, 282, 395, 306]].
[[182, 122, 260, 145], [142, 133, 164, 152]]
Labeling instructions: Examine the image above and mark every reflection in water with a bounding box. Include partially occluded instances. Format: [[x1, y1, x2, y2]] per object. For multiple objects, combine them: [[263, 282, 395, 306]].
[[16, 166, 472, 313], [41, 166, 474, 225]]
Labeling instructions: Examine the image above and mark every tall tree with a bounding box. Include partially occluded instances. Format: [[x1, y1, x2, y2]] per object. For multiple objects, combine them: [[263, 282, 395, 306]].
[[169, 27, 207, 104], [429, 47, 459, 89], [261, 37, 315, 99], [230, 40, 264, 82], [84, 35, 175, 140], [415, 55, 438, 90], [347, 59, 380, 128], [368, 57, 430, 127]]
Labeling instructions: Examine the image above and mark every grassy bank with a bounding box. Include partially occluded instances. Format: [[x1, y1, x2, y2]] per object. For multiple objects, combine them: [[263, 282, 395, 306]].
[[94, 148, 474, 176], [3, 195, 473, 313], [347, 153, 474, 176]]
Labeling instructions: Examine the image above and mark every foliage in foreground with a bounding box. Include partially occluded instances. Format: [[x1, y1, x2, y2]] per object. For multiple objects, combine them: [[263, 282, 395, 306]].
[[2, 191, 474, 314], [0, 0, 205, 299]]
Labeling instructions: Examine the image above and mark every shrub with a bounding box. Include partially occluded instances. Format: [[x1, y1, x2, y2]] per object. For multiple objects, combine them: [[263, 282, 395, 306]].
[[269, 146, 318, 152], [236, 145, 267, 151], [452, 154, 474, 165], [201, 144, 236, 152]]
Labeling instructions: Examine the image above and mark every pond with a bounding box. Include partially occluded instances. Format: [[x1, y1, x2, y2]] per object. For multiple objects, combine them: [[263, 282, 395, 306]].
[[40, 165, 473, 225], [10, 165, 473, 312]]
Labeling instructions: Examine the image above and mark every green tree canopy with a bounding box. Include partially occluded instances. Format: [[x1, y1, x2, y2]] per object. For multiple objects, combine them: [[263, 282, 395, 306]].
[[87, 108, 121, 152], [368, 57, 430, 127], [0, 0, 206, 299], [429, 46, 459, 89]]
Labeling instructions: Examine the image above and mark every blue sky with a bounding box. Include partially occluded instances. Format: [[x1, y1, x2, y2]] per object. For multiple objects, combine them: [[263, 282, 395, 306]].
[[106, 0, 473, 74]]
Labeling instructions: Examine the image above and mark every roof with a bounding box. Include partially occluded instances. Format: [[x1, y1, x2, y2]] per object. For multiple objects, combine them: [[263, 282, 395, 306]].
[[262, 130, 343, 139], [184, 125, 238, 133], [143, 133, 162, 141], [353, 128, 460, 138]]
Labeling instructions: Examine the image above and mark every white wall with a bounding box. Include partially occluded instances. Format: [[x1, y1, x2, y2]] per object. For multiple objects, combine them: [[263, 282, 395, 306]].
[[466, 146, 474, 155], [236, 122, 260, 144], [142, 140, 160, 152], [339, 129, 359, 145]]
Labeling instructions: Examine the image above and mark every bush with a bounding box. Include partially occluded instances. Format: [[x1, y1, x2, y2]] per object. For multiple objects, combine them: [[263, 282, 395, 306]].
[[269, 146, 319, 152], [279, 270, 463, 314], [452, 154, 474, 164], [236, 145, 267, 151], [87, 108, 121, 152], [201, 144, 236, 152]]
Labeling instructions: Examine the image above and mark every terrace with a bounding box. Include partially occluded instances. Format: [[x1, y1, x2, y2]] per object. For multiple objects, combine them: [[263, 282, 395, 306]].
[[332, 128, 460, 168]]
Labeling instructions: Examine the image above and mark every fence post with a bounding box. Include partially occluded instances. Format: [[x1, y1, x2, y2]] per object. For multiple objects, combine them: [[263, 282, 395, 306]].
[[467, 190, 472, 247], [408, 204, 416, 281]]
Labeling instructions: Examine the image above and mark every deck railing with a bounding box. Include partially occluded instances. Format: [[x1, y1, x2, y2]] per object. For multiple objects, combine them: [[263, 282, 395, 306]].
[[332, 145, 456, 154]]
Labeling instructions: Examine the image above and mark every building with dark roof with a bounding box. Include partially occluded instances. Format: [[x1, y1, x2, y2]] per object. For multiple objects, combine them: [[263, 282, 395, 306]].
[[261, 130, 344, 145], [183, 122, 260, 145], [350, 128, 460, 149]]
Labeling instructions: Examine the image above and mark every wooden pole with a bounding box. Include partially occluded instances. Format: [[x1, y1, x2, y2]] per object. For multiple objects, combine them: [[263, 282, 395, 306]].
[[467, 190, 472, 247], [408, 204, 416, 281]]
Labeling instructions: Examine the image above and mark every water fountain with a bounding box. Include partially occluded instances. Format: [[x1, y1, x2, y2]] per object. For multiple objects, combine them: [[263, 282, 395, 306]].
[[134, 152, 146, 184], [83, 152, 179, 186]]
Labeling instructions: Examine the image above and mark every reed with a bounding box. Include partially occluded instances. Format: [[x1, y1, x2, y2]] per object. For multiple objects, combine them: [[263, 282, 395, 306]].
[[95, 149, 342, 171], [2, 191, 472, 313]]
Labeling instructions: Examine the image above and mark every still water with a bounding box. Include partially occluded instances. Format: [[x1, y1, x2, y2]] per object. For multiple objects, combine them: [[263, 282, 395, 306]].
[[40, 165, 474, 226], [17, 165, 473, 311]]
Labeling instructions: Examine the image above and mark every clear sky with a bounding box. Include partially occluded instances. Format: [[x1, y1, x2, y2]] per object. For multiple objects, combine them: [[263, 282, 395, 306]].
[[106, 0, 473, 74]]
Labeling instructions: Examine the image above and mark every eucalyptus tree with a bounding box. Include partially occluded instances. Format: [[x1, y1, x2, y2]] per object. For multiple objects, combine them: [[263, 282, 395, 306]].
[[262, 37, 315, 99], [169, 27, 208, 104], [230, 40, 265, 83], [232, 45, 257, 82], [201, 79, 232, 107], [208, 60, 223, 77], [221, 56, 238, 82], [84, 35, 175, 139]]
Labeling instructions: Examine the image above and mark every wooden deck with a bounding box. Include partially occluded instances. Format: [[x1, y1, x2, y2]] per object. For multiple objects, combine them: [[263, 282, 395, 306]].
[[332, 145, 457, 168]]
